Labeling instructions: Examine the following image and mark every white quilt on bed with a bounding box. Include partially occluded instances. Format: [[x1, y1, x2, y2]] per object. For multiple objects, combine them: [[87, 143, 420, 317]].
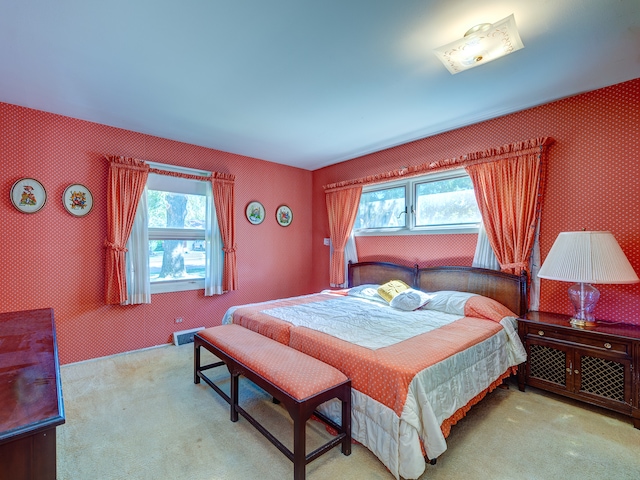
[[222, 289, 527, 479], [261, 296, 463, 349], [316, 315, 524, 479]]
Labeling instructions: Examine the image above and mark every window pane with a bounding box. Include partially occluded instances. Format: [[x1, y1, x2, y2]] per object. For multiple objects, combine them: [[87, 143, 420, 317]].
[[415, 177, 481, 227], [149, 241, 206, 282], [148, 189, 206, 284], [355, 186, 406, 229], [148, 190, 206, 229]]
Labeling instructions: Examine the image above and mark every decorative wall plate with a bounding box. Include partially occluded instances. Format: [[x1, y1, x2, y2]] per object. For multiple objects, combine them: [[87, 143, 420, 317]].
[[246, 201, 265, 225], [63, 184, 94, 217], [10, 178, 47, 213], [276, 205, 293, 227]]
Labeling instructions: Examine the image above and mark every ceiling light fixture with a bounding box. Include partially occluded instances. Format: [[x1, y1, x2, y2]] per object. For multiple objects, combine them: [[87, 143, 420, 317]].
[[434, 14, 524, 74]]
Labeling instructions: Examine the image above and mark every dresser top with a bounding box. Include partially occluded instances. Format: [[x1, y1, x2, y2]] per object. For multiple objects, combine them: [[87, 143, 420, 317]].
[[0, 308, 65, 442], [521, 311, 640, 341]]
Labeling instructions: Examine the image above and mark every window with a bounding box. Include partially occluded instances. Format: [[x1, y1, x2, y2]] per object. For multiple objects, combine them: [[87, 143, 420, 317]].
[[144, 165, 218, 294], [354, 169, 481, 235], [148, 176, 206, 291]]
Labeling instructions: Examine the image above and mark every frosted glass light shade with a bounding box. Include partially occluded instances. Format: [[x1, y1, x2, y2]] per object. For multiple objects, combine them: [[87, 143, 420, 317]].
[[433, 14, 524, 74], [538, 231, 639, 284]]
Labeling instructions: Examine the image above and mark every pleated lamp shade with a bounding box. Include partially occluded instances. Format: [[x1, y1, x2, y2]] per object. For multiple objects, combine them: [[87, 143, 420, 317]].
[[538, 231, 639, 326], [538, 231, 639, 284]]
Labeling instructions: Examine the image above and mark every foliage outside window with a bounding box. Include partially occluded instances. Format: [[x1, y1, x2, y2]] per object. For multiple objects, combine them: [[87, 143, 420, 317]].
[[146, 171, 210, 293], [354, 169, 481, 235]]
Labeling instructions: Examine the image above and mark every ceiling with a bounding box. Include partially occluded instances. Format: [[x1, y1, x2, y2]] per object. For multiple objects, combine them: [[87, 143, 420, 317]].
[[1, 1, 638, 171]]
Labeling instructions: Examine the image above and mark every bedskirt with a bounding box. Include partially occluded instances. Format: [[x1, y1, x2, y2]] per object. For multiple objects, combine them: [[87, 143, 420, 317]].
[[299, 318, 522, 479]]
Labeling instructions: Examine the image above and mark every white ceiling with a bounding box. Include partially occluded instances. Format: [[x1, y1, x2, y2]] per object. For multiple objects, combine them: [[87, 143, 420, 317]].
[[1, 1, 638, 170]]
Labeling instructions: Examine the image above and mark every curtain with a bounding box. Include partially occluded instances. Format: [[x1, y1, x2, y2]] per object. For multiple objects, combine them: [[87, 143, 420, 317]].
[[529, 221, 542, 311], [212, 175, 237, 291], [123, 172, 225, 302], [343, 232, 358, 286], [472, 221, 500, 270], [104, 156, 149, 305], [465, 149, 543, 277], [205, 180, 224, 296], [323, 137, 550, 308], [326, 186, 362, 286], [123, 187, 151, 305], [330, 232, 359, 288]]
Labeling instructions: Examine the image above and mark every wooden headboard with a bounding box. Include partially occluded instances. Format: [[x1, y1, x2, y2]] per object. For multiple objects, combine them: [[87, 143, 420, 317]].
[[348, 261, 527, 316]]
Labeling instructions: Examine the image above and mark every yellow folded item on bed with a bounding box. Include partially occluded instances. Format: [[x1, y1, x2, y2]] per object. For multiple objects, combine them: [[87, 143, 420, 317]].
[[377, 280, 410, 302]]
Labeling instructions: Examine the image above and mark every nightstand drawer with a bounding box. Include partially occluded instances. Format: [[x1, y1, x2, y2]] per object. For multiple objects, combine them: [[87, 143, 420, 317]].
[[523, 325, 630, 355]]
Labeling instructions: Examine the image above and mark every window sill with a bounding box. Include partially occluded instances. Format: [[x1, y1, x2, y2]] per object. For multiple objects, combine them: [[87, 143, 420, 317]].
[[355, 224, 480, 236], [151, 279, 204, 294]]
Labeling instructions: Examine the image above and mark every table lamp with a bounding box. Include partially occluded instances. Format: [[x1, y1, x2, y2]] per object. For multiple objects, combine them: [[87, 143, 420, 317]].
[[537, 231, 639, 327]]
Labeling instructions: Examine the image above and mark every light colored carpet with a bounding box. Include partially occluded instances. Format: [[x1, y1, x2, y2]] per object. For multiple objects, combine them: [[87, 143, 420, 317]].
[[58, 343, 640, 480]]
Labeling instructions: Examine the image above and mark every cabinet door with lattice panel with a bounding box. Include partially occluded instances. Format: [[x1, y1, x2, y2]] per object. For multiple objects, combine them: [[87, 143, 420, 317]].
[[526, 339, 572, 391], [575, 348, 633, 412]]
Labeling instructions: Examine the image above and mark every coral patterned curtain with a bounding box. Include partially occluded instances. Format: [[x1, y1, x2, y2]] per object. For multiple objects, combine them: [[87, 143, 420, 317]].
[[326, 186, 362, 286], [212, 174, 237, 291], [104, 156, 149, 305], [465, 148, 543, 276], [323, 137, 550, 284]]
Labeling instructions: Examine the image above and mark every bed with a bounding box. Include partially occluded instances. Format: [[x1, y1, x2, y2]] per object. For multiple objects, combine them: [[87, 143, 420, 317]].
[[221, 261, 528, 479]]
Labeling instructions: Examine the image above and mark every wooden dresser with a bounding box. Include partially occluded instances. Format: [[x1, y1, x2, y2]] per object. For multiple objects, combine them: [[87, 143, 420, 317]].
[[0, 308, 65, 480], [518, 311, 639, 428]]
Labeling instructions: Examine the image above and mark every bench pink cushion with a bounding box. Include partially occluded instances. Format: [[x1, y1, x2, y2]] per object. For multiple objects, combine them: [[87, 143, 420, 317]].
[[199, 324, 348, 401]]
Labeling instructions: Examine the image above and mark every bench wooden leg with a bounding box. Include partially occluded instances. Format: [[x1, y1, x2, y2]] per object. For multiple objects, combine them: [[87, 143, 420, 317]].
[[341, 389, 351, 456], [194, 342, 201, 385], [293, 412, 306, 480], [230, 373, 239, 423]]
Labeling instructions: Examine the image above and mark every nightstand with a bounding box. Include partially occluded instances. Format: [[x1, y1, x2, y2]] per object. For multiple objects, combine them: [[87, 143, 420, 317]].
[[517, 311, 639, 429]]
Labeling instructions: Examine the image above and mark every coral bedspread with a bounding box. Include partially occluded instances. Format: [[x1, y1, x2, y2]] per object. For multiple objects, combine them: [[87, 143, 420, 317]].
[[222, 288, 526, 479]]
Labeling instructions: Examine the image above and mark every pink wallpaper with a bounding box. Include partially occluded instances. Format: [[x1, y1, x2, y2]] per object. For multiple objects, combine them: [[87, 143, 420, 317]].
[[0, 103, 313, 364], [311, 79, 640, 325], [354, 234, 478, 268], [2, 78, 639, 365]]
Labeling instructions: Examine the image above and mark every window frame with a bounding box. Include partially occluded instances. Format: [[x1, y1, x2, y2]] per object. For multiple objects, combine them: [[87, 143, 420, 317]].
[[146, 163, 211, 294], [354, 168, 481, 236]]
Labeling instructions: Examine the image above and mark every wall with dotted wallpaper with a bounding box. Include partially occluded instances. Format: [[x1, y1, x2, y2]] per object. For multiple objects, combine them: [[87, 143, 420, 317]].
[[311, 79, 640, 325], [2, 78, 639, 365], [0, 103, 313, 364]]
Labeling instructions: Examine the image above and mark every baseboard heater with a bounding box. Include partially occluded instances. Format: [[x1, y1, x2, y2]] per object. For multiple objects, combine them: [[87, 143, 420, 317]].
[[173, 327, 205, 346]]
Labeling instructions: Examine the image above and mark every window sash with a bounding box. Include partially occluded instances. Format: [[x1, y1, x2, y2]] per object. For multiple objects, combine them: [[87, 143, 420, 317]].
[[414, 175, 481, 228], [125, 162, 225, 301], [148, 228, 205, 241], [355, 185, 406, 230], [355, 169, 481, 235]]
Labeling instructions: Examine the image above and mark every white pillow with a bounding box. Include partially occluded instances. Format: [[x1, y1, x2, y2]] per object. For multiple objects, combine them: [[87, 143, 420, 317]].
[[347, 284, 387, 304], [389, 288, 434, 311], [419, 291, 477, 315]]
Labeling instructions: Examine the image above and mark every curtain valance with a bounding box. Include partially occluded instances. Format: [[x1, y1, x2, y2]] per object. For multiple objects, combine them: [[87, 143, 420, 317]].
[[323, 137, 551, 192], [147, 167, 235, 183], [106, 155, 236, 182]]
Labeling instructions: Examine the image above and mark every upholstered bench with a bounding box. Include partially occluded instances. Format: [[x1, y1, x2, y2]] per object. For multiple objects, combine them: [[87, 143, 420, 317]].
[[194, 324, 351, 480]]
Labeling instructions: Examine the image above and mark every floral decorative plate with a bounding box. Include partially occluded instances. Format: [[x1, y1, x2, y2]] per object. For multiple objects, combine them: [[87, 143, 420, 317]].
[[276, 205, 292, 227], [10, 177, 47, 213], [246, 201, 265, 225], [63, 184, 94, 217]]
